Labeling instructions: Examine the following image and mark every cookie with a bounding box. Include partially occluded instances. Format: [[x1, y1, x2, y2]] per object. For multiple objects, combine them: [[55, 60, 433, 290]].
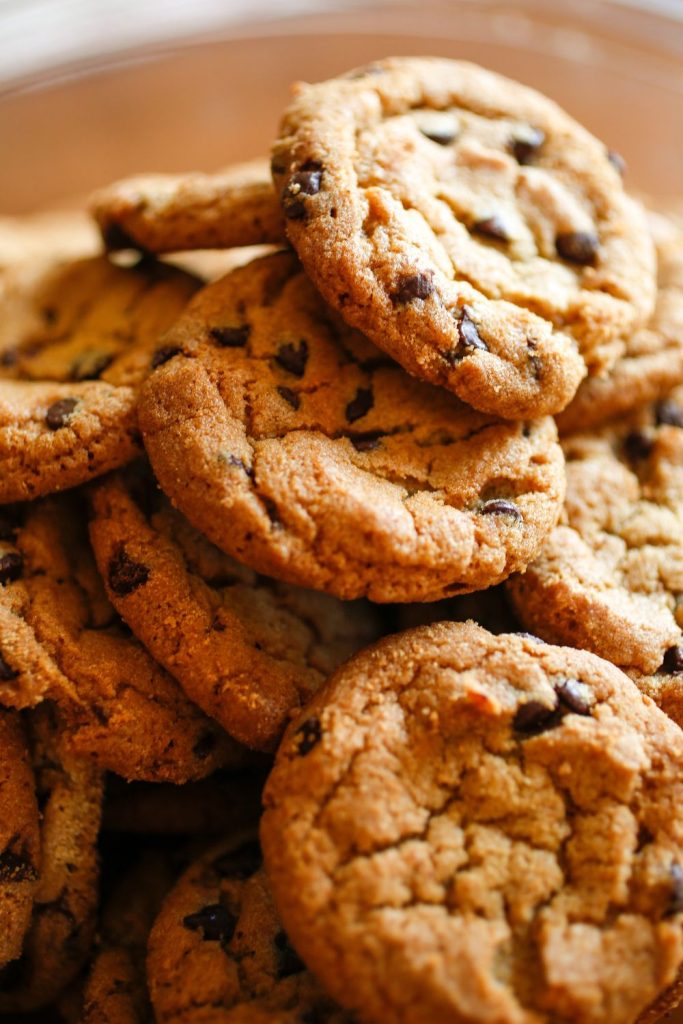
[[0, 710, 40, 969], [138, 250, 565, 603], [271, 57, 655, 419], [636, 968, 683, 1024], [0, 253, 199, 502], [0, 496, 236, 782], [557, 214, 683, 434], [0, 707, 103, 1013], [507, 387, 683, 715], [90, 160, 284, 254], [89, 464, 380, 750], [262, 621, 683, 1024], [148, 835, 354, 1023]]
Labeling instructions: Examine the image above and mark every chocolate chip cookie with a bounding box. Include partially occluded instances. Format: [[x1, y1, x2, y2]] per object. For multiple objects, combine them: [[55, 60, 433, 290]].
[[89, 464, 380, 750], [262, 622, 683, 1024], [138, 251, 565, 602], [90, 160, 284, 255], [0, 253, 199, 502], [148, 834, 354, 1023], [0, 496, 236, 781], [272, 57, 655, 419]]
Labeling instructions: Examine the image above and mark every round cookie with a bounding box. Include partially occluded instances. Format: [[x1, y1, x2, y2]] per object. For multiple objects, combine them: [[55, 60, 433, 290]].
[[0, 710, 40, 970], [89, 464, 381, 750], [138, 250, 565, 603], [89, 160, 284, 255], [272, 57, 655, 419], [557, 214, 683, 434], [148, 835, 354, 1023], [262, 622, 683, 1024], [0, 496, 236, 782], [507, 386, 683, 721], [0, 707, 103, 1013], [0, 252, 199, 502]]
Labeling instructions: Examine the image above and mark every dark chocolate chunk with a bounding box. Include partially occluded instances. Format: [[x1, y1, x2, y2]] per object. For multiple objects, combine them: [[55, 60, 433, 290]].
[[510, 128, 545, 165], [107, 546, 150, 597], [275, 340, 309, 377], [0, 654, 18, 683], [661, 645, 683, 675], [419, 117, 458, 146], [446, 308, 488, 364], [555, 678, 593, 715], [345, 388, 374, 423], [350, 431, 383, 452], [151, 345, 183, 368], [393, 271, 435, 304], [183, 903, 237, 943], [45, 397, 78, 431], [555, 231, 599, 266], [192, 732, 218, 759], [210, 325, 250, 348], [655, 400, 683, 429], [274, 929, 306, 979], [472, 215, 510, 243], [212, 839, 262, 880], [282, 164, 323, 219], [0, 553, 23, 585], [70, 351, 114, 381], [513, 694, 560, 736], [624, 430, 654, 462], [277, 386, 300, 410], [665, 863, 683, 917], [295, 716, 322, 756], [480, 499, 523, 521], [607, 149, 626, 176]]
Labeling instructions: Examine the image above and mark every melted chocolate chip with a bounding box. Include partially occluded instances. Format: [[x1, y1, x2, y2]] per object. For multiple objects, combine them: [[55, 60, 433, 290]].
[[345, 388, 374, 423], [183, 903, 237, 943], [472, 215, 510, 243], [295, 716, 322, 756], [623, 430, 654, 461], [275, 340, 308, 377], [446, 308, 488, 364], [274, 929, 306, 979], [70, 351, 114, 382], [555, 678, 593, 715], [350, 431, 383, 452], [0, 553, 23, 585], [418, 115, 459, 146], [607, 150, 626, 176], [393, 271, 435, 304], [0, 654, 18, 683], [480, 499, 523, 521], [510, 128, 545, 165], [282, 164, 323, 219], [107, 547, 150, 597], [0, 840, 38, 883], [555, 231, 599, 266], [514, 694, 560, 736], [151, 345, 183, 368], [665, 863, 683, 917], [210, 325, 250, 348], [277, 386, 300, 410], [655, 399, 683, 429], [45, 397, 78, 431], [212, 839, 262, 880], [661, 645, 683, 674], [192, 732, 218, 759]]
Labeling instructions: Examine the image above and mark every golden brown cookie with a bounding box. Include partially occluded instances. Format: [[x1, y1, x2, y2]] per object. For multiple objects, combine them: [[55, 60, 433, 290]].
[[272, 57, 655, 419], [90, 161, 284, 254], [138, 251, 565, 602], [262, 622, 683, 1024]]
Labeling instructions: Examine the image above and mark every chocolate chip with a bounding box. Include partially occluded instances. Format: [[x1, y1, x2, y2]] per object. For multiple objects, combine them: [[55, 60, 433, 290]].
[[212, 839, 262, 880], [417, 113, 459, 146], [655, 400, 683, 429], [555, 678, 593, 715], [480, 499, 523, 521], [661, 645, 683, 674], [0, 553, 23, 585], [555, 231, 599, 266], [345, 388, 374, 424], [45, 397, 78, 431], [295, 716, 322, 756], [281, 164, 323, 219], [151, 345, 183, 368], [513, 694, 560, 736], [607, 149, 626, 176], [472, 215, 510, 243], [637, 825, 654, 850], [224, 454, 253, 478], [0, 350, 17, 368], [102, 223, 138, 250], [210, 325, 250, 348], [107, 547, 150, 597], [393, 271, 435, 304], [263, 498, 281, 526], [350, 431, 383, 452], [0, 840, 38, 883], [624, 430, 654, 461], [183, 904, 237, 943], [274, 929, 306, 979], [0, 654, 18, 683], [275, 340, 308, 377], [192, 732, 217, 759], [446, 308, 488, 364], [277, 386, 300, 410], [70, 351, 114, 381], [510, 128, 545, 164], [665, 863, 683, 917]]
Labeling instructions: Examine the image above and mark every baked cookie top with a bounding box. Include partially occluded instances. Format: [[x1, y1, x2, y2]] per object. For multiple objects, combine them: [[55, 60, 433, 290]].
[[0, 253, 199, 503], [262, 621, 683, 1024], [138, 251, 565, 602], [148, 835, 354, 1023], [272, 57, 655, 419], [89, 465, 379, 751]]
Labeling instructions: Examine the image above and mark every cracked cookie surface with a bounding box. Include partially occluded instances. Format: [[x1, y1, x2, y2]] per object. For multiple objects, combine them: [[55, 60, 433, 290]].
[[0, 253, 199, 502], [89, 465, 379, 750], [261, 621, 683, 1024], [272, 57, 654, 419], [138, 250, 565, 602]]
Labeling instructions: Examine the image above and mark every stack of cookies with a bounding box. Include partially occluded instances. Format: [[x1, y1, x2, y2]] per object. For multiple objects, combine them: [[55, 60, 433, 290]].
[[1, 56, 682, 1024]]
